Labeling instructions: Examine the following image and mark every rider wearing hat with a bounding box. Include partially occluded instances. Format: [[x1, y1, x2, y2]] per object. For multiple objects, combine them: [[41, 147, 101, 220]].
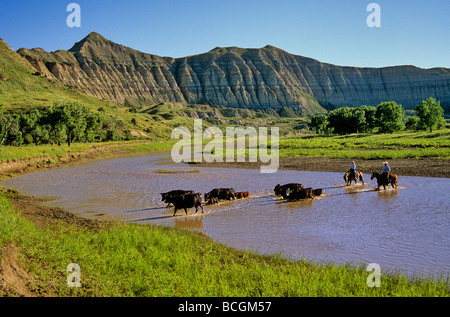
[[349, 161, 357, 179], [382, 161, 391, 184]]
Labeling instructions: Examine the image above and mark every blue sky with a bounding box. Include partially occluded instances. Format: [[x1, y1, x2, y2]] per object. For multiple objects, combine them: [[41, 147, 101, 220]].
[[1, 0, 449, 68]]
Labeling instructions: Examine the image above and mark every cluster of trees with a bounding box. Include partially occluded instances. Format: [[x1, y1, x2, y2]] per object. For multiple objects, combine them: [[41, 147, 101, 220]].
[[0, 102, 122, 147], [309, 97, 446, 135]]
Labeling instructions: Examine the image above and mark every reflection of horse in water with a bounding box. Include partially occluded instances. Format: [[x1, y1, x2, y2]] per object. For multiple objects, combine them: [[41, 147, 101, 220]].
[[370, 172, 398, 190], [344, 170, 364, 186]]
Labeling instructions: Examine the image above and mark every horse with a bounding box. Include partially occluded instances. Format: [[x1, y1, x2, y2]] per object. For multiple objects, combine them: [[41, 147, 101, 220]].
[[370, 172, 398, 190], [344, 170, 364, 186]]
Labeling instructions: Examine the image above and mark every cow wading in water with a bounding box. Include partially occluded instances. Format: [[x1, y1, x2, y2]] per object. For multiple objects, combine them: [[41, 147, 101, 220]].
[[274, 183, 303, 198], [274, 183, 321, 200], [161, 190, 194, 207], [204, 188, 236, 202], [164, 192, 203, 216]]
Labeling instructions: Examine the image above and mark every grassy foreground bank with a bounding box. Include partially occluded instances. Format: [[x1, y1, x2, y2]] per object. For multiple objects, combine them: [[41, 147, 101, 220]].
[[0, 190, 448, 297]]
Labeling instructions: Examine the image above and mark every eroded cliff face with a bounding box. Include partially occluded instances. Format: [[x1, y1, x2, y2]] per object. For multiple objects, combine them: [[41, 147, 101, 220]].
[[16, 32, 450, 112]]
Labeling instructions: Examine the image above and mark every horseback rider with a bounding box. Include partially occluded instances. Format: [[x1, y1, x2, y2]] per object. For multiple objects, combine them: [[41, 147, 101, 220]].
[[382, 161, 391, 184], [349, 161, 357, 179]]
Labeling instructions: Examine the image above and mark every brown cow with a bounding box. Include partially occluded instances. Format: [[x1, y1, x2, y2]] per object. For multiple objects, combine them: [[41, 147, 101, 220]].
[[236, 191, 250, 199]]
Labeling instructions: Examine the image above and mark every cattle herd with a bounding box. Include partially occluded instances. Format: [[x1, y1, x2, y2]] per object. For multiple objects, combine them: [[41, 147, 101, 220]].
[[161, 183, 322, 216]]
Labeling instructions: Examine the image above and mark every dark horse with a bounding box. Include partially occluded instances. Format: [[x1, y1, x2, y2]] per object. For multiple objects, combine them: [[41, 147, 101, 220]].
[[370, 172, 398, 190], [344, 170, 364, 186]]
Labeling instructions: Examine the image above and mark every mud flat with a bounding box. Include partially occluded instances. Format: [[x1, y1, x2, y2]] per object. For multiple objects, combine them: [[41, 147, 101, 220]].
[[192, 157, 450, 178]]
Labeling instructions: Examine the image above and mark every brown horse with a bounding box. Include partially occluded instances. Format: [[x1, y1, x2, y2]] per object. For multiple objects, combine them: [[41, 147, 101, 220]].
[[370, 172, 398, 190], [344, 170, 364, 186]]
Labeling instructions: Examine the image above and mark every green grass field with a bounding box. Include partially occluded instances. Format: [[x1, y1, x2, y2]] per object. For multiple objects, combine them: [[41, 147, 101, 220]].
[[0, 190, 448, 296], [278, 130, 450, 160], [0, 140, 175, 162], [1, 130, 448, 167]]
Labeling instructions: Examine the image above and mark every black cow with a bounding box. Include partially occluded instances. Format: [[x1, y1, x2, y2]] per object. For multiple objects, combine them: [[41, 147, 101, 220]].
[[161, 190, 194, 207], [274, 183, 303, 198], [166, 192, 203, 216], [204, 188, 236, 201], [312, 188, 323, 197], [286, 187, 314, 201], [205, 196, 219, 205]]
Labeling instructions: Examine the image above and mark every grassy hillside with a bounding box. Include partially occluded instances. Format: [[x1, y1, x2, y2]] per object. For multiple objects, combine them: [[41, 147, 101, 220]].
[[0, 38, 197, 141], [1, 37, 312, 144], [0, 39, 110, 109]]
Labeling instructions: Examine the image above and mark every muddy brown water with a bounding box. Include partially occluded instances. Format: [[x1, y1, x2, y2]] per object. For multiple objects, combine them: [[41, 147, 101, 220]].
[[2, 151, 449, 278]]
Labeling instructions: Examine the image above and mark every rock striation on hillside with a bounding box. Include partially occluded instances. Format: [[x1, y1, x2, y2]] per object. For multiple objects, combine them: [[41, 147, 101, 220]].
[[15, 32, 450, 113]]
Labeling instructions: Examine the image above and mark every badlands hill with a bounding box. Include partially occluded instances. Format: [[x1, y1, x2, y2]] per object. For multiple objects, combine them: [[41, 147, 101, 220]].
[[12, 32, 450, 114]]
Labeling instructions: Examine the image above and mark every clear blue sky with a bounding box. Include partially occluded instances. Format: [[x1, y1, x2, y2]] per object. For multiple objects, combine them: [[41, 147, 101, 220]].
[[1, 0, 449, 68]]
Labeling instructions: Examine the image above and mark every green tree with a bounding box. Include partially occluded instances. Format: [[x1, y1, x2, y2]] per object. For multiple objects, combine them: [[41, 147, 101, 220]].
[[54, 102, 89, 146], [351, 108, 367, 133], [415, 97, 445, 132], [18, 108, 48, 145], [375, 101, 405, 133], [0, 111, 20, 146], [327, 107, 369, 134], [105, 128, 119, 141], [0, 107, 11, 146], [360, 105, 377, 132], [84, 111, 104, 142], [327, 107, 354, 134], [405, 116, 420, 131], [309, 114, 328, 134]]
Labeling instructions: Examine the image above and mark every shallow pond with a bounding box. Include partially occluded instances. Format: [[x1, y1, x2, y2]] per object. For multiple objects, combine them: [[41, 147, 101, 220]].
[[2, 151, 449, 278]]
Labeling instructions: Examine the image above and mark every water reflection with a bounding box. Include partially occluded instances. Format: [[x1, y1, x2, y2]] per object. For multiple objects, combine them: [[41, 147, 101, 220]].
[[377, 188, 399, 200], [175, 216, 204, 229]]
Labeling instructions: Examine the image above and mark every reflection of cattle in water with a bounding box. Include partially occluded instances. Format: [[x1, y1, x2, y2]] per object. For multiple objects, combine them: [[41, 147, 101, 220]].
[[174, 216, 203, 229], [236, 191, 250, 199], [274, 183, 303, 198], [165, 192, 203, 216], [161, 190, 194, 207], [204, 188, 236, 202]]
